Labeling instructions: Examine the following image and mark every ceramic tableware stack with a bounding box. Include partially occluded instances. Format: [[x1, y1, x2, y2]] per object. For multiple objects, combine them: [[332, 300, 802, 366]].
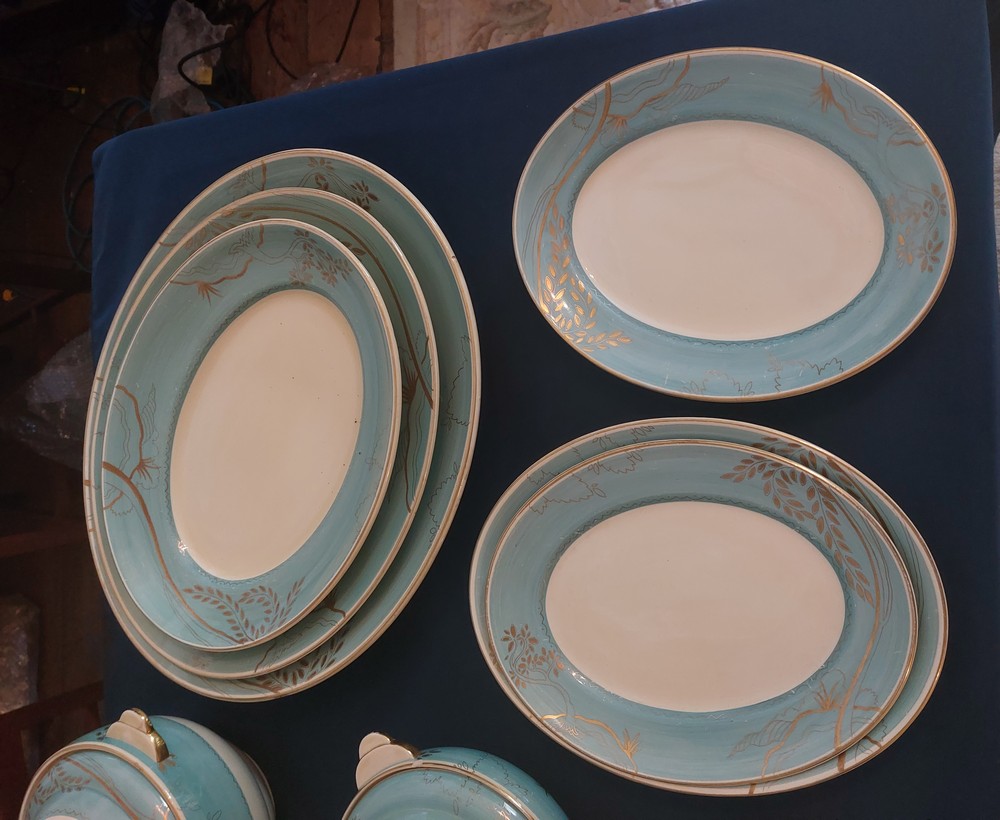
[[469, 417, 946, 795], [83, 151, 481, 700], [467, 48, 953, 795], [82, 43, 955, 802]]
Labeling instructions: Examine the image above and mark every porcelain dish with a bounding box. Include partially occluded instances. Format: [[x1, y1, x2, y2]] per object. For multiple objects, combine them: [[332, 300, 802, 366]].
[[84, 149, 480, 698], [20, 708, 274, 819], [91, 188, 439, 680], [470, 417, 945, 795], [513, 48, 955, 400], [97, 218, 401, 651], [345, 732, 567, 819], [479, 438, 916, 786]]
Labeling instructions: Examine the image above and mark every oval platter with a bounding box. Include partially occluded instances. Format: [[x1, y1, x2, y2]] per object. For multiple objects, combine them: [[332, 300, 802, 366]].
[[92, 188, 439, 680], [470, 418, 945, 795], [478, 439, 916, 786], [84, 150, 480, 697], [101, 218, 400, 650], [513, 48, 955, 400]]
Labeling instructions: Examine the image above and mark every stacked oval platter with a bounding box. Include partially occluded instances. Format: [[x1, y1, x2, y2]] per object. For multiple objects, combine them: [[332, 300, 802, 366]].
[[469, 417, 947, 796], [83, 150, 480, 700]]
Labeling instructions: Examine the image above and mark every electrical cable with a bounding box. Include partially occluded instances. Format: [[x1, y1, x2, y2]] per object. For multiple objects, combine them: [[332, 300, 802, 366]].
[[8, 0, 371, 267], [176, 0, 366, 96], [0, 80, 149, 264], [221, 0, 258, 103], [265, 0, 298, 80], [336, 0, 364, 64], [176, 0, 271, 95], [0, 73, 91, 121], [213, 4, 257, 106]]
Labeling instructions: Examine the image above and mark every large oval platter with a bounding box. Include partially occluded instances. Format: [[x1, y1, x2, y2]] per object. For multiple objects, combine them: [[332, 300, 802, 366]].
[[470, 418, 944, 794], [92, 188, 439, 679], [84, 150, 480, 696], [476, 438, 917, 787], [513, 48, 955, 400]]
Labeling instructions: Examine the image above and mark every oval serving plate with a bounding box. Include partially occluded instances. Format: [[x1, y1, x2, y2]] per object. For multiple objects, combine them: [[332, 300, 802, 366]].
[[477, 438, 917, 787], [513, 47, 955, 400], [470, 418, 945, 795], [84, 150, 480, 698], [92, 188, 439, 680], [101, 218, 401, 651]]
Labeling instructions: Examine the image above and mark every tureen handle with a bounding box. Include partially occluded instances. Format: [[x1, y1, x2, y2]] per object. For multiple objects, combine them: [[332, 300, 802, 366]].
[[355, 732, 418, 789], [106, 708, 170, 763]]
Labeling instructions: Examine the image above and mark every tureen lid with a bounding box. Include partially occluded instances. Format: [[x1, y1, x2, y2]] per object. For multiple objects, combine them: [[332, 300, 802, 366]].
[[345, 732, 566, 820], [21, 709, 182, 819], [22, 708, 274, 820]]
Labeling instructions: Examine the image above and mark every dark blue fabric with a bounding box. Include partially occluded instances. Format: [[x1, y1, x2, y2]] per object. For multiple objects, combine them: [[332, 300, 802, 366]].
[[91, 0, 1000, 814]]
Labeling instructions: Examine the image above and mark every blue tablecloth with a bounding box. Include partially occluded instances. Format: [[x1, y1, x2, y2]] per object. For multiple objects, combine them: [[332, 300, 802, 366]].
[[91, 0, 1000, 814]]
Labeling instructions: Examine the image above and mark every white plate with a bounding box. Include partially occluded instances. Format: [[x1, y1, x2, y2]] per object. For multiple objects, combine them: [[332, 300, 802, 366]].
[[97, 218, 400, 650]]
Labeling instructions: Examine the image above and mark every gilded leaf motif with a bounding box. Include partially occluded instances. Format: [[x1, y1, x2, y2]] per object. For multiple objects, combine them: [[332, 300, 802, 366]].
[[538, 203, 631, 353], [814, 67, 946, 276], [258, 634, 345, 692], [569, 57, 729, 139], [103, 384, 160, 516], [30, 763, 91, 806], [720, 454, 875, 606], [500, 625, 639, 771], [183, 577, 306, 644], [172, 225, 354, 300], [729, 673, 855, 778]]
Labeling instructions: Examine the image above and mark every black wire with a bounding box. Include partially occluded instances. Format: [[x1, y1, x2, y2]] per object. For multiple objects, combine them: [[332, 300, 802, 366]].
[[265, 0, 297, 80], [173, 0, 367, 103], [221, 1, 257, 103], [0, 74, 101, 128], [336, 0, 364, 64], [0, 73, 80, 94], [261, 0, 365, 84], [112, 96, 147, 133], [176, 0, 272, 94], [177, 37, 233, 91]]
